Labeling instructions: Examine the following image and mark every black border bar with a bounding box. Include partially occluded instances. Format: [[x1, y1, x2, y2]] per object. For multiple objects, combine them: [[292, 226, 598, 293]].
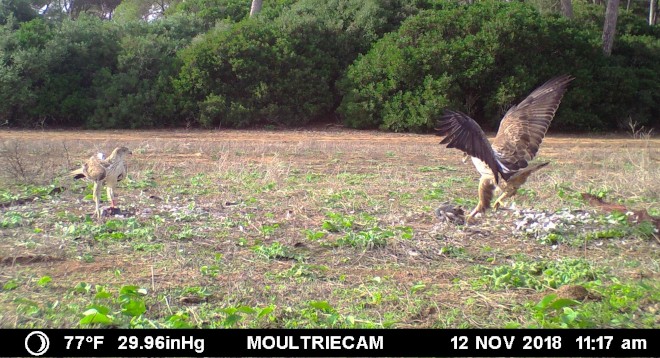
[[7, 328, 657, 357]]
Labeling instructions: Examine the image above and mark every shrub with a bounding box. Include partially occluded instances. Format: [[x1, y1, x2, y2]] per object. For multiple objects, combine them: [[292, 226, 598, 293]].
[[88, 14, 203, 128], [0, 0, 37, 26], [1, 0, 656, 131], [0, 16, 120, 127], [166, 0, 253, 28], [166, 0, 298, 30], [274, 0, 430, 116], [175, 18, 335, 127], [174, 0, 430, 128], [339, 1, 659, 132], [0, 13, 208, 129]]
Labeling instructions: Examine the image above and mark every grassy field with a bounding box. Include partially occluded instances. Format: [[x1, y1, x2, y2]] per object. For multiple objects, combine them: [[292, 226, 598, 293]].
[[0, 128, 658, 329]]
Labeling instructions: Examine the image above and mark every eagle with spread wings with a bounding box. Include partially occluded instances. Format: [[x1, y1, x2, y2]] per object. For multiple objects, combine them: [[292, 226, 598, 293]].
[[70, 146, 132, 218], [436, 75, 574, 224]]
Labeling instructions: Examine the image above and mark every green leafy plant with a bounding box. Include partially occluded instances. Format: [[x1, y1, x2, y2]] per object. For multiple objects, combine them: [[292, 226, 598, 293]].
[[279, 263, 328, 280], [322, 212, 358, 232], [1, 211, 26, 228], [303, 229, 326, 241], [337, 228, 393, 250], [260, 223, 280, 237], [251, 242, 297, 260], [37, 276, 52, 287], [215, 304, 276, 328], [3, 279, 19, 291], [474, 259, 600, 291], [530, 293, 584, 328], [79, 285, 148, 327]]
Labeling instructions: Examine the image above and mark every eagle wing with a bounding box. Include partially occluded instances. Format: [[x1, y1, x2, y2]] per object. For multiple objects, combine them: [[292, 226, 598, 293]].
[[116, 161, 127, 182], [71, 155, 106, 181], [491, 75, 574, 180], [436, 110, 503, 183], [98, 149, 128, 185]]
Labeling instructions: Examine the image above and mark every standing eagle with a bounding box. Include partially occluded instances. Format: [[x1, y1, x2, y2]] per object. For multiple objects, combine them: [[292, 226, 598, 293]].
[[436, 75, 574, 224], [70, 146, 132, 218]]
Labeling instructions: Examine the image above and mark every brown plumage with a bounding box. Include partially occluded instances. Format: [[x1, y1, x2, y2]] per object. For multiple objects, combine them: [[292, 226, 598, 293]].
[[436, 75, 574, 224], [70, 146, 132, 218]]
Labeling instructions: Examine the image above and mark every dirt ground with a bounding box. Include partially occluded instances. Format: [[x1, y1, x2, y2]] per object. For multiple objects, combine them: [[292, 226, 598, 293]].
[[0, 128, 658, 328]]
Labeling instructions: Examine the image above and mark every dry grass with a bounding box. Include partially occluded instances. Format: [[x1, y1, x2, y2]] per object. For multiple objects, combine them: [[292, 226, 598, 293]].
[[0, 128, 658, 328]]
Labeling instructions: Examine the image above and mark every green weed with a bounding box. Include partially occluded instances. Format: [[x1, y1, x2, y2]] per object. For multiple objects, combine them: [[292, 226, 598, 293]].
[[1, 211, 28, 228], [79, 285, 148, 328], [3, 280, 20, 291], [209, 305, 276, 328], [180, 286, 212, 300], [336, 172, 377, 185], [303, 229, 326, 241], [251, 242, 298, 261], [555, 183, 584, 206], [322, 212, 359, 232], [37, 276, 52, 288], [260, 223, 280, 237], [529, 293, 583, 328], [278, 263, 328, 280], [124, 170, 157, 189], [438, 245, 468, 258], [474, 259, 601, 291], [418, 165, 457, 172], [337, 228, 393, 250]]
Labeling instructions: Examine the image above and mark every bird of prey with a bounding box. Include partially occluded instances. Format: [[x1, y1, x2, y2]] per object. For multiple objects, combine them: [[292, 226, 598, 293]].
[[70, 146, 132, 218], [436, 75, 574, 224]]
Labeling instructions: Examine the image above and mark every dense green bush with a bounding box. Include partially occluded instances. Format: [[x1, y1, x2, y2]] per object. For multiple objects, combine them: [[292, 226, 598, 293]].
[[175, 0, 428, 128], [274, 0, 429, 111], [339, 1, 659, 132], [166, 0, 253, 28], [0, 16, 120, 127], [88, 14, 205, 128], [0, 13, 208, 128], [0, 0, 657, 131], [166, 0, 297, 30], [572, 2, 660, 129], [0, 0, 37, 26], [175, 19, 334, 127]]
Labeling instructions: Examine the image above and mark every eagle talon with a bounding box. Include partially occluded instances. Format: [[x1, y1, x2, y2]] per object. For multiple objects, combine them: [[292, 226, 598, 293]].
[[464, 208, 484, 226], [464, 215, 474, 226]]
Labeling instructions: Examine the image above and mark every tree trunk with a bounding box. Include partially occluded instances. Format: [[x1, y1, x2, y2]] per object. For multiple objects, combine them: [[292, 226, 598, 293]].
[[651, 0, 658, 25], [626, 0, 631, 10], [250, 0, 263, 17], [561, 0, 574, 18], [602, 0, 620, 56]]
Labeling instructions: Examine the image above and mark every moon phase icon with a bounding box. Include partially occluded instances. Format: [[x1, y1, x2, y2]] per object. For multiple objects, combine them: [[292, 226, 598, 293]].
[[25, 331, 50, 356]]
